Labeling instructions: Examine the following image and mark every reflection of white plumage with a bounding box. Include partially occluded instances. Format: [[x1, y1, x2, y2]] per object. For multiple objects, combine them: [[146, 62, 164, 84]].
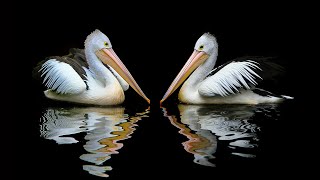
[[40, 109, 87, 144], [40, 107, 126, 145], [177, 105, 217, 167], [161, 33, 293, 104], [39, 107, 149, 178], [164, 104, 277, 167], [179, 105, 259, 142], [33, 30, 149, 105]]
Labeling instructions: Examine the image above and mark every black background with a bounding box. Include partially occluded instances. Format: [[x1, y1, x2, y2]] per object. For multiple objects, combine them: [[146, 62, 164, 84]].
[[9, 2, 314, 179], [26, 9, 305, 103]]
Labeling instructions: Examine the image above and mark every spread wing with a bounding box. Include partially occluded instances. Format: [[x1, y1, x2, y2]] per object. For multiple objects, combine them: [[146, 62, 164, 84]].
[[34, 48, 89, 94], [198, 60, 263, 97]]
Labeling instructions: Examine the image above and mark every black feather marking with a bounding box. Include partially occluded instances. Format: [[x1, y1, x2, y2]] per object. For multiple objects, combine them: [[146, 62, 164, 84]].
[[33, 48, 90, 90], [227, 56, 285, 81], [253, 88, 282, 98], [206, 56, 284, 79], [204, 56, 285, 92], [103, 63, 116, 77], [205, 61, 234, 78]]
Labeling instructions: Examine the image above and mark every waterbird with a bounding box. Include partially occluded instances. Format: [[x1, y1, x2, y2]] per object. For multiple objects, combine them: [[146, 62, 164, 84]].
[[161, 33, 293, 104], [33, 29, 149, 105]]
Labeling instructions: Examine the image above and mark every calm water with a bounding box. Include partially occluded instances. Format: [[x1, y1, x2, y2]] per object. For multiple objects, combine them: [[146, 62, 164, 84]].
[[30, 101, 301, 179]]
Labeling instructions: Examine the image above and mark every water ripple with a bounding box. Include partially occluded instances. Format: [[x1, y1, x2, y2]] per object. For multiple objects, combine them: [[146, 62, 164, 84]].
[[40, 106, 149, 178], [162, 104, 279, 167]]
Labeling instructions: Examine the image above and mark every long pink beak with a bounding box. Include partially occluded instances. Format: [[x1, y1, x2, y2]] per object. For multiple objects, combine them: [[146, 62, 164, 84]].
[[96, 48, 150, 104], [160, 50, 208, 104]]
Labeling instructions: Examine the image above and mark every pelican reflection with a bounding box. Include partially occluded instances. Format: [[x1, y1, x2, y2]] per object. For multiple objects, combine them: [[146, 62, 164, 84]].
[[162, 104, 278, 167], [40, 106, 149, 178]]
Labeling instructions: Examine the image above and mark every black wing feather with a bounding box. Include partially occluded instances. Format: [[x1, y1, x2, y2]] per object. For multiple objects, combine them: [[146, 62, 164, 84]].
[[205, 56, 285, 88], [32, 48, 89, 90]]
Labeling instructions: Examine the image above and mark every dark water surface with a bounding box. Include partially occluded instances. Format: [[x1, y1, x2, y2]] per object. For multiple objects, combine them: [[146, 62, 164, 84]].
[[25, 99, 304, 179], [39, 106, 150, 178]]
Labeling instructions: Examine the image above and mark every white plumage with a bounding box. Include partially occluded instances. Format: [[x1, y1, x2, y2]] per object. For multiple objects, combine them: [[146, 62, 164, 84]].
[[199, 60, 262, 97], [34, 29, 149, 105], [40, 59, 87, 94], [161, 33, 293, 104]]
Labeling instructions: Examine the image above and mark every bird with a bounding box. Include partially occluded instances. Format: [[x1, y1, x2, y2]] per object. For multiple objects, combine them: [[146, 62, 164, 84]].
[[33, 29, 149, 105], [161, 33, 293, 104]]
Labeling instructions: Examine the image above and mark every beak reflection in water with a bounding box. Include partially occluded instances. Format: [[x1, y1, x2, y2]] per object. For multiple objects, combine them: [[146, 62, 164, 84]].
[[162, 104, 279, 167], [40, 106, 149, 178]]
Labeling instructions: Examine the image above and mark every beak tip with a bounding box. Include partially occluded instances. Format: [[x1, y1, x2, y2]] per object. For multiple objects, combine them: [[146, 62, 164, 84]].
[[160, 99, 164, 106]]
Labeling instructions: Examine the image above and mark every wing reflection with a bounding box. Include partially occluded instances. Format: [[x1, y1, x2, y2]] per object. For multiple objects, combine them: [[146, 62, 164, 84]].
[[162, 104, 279, 167], [40, 106, 149, 178]]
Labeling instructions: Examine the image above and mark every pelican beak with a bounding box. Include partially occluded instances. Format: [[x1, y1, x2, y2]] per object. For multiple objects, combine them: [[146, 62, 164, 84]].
[[96, 48, 150, 104], [160, 50, 209, 104]]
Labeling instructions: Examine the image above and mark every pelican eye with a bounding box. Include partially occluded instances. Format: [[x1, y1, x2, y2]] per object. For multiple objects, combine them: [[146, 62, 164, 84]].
[[104, 42, 109, 47], [199, 45, 204, 50]]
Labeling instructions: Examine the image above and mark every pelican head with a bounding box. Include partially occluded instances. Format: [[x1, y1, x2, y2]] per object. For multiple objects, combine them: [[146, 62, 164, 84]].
[[84, 29, 113, 51], [85, 29, 150, 104], [194, 33, 218, 55], [160, 33, 217, 104]]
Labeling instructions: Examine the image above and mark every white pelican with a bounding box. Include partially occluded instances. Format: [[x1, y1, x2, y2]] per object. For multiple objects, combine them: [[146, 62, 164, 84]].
[[161, 33, 293, 104], [33, 29, 149, 105]]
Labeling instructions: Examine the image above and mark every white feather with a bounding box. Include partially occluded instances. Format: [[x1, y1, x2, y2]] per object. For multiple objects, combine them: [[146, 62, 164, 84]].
[[199, 61, 262, 97], [40, 59, 87, 94]]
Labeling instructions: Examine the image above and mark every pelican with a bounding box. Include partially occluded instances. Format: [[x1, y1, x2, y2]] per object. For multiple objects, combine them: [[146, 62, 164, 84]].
[[161, 33, 293, 104], [33, 29, 149, 105]]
